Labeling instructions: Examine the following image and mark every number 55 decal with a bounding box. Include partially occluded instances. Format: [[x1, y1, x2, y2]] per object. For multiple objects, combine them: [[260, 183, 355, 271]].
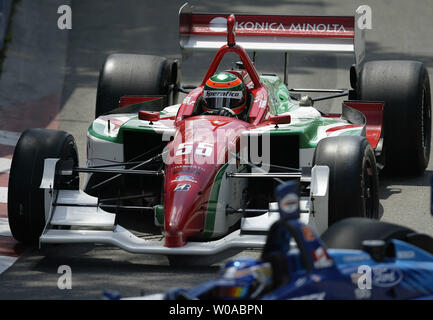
[[175, 142, 213, 157]]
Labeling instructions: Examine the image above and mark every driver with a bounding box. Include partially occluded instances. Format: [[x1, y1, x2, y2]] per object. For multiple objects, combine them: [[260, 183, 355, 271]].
[[202, 72, 247, 118]]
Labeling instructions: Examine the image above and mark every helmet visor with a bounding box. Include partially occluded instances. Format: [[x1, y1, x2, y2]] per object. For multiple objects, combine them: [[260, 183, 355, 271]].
[[203, 90, 243, 110]]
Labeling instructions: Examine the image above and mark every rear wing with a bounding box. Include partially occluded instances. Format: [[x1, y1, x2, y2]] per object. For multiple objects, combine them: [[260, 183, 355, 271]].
[[179, 3, 365, 65]]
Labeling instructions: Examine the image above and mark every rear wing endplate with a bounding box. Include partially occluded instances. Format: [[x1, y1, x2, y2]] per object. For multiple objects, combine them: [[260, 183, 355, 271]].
[[179, 3, 365, 65]]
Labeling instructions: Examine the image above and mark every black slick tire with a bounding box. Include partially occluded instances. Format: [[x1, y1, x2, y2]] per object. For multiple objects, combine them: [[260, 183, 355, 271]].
[[8, 129, 79, 244]]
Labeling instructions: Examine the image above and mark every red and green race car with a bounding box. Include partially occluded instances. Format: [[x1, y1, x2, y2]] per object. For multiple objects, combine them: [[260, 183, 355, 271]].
[[7, 5, 431, 263]]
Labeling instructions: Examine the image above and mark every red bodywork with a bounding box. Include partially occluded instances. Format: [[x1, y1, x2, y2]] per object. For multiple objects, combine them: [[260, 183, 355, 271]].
[[162, 15, 266, 247], [163, 116, 250, 247], [344, 101, 385, 149]]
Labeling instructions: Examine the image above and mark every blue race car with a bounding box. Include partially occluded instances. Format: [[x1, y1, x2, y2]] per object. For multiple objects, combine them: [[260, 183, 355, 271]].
[[152, 181, 433, 300]]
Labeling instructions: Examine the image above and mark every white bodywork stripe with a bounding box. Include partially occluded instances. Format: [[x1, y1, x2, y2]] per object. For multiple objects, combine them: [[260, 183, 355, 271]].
[[183, 34, 355, 53], [86, 133, 124, 166]]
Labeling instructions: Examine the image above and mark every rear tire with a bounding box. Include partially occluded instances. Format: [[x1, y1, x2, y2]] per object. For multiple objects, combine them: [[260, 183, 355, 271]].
[[313, 136, 379, 226], [95, 54, 180, 118], [8, 129, 79, 244], [357, 60, 431, 175]]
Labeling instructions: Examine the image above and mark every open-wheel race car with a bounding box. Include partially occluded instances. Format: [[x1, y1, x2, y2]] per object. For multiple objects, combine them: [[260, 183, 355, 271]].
[[129, 181, 433, 300], [7, 4, 431, 263]]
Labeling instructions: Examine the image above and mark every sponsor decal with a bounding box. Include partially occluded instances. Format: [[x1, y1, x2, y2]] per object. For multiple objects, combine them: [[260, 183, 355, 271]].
[[396, 250, 415, 259], [237, 22, 347, 32], [173, 169, 201, 176], [191, 15, 354, 37], [174, 175, 196, 183], [173, 165, 206, 172], [209, 17, 228, 32], [206, 16, 349, 33], [312, 247, 333, 268], [372, 266, 403, 287], [174, 184, 191, 191], [203, 91, 243, 99], [343, 254, 370, 263], [353, 265, 403, 289]]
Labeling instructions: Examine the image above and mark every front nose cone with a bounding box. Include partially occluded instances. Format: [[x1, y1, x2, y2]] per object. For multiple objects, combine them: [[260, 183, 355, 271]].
[[163, 201, 205, 247], [163, 201, 191, 247], [164, 230, 186, 247]]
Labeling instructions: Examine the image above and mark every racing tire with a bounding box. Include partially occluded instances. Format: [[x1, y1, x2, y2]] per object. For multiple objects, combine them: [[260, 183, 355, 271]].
[[321, 217, 414, 250], [313, 136, 379, 226], [8, 129, 79, 244], [95, 54, 180, 118], [357, 60, 431, 175]]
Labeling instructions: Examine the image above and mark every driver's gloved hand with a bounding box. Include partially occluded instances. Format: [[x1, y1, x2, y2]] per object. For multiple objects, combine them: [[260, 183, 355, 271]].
[[217, 109, 233, 117]]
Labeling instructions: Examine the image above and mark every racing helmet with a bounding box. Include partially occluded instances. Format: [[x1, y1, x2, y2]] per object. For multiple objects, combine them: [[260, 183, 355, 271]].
[[203, 72, 247, 115]]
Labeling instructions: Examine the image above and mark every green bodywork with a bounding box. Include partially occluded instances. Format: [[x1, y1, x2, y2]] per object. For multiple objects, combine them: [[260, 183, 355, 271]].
[[260, 75, 361, 148], [88, 74, 361, 147]]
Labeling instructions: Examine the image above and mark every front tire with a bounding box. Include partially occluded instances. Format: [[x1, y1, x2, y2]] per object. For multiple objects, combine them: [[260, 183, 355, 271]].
[[8, 129, 79, 244], [313, 136, 379, 226]]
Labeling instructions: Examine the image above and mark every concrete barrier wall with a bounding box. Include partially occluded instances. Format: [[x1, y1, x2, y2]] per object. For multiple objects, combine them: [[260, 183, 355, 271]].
[[0, 0, 12, 51]]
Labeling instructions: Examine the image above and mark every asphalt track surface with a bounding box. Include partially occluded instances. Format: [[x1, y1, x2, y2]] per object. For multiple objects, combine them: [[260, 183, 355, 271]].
[[0, 0, 432, 299]]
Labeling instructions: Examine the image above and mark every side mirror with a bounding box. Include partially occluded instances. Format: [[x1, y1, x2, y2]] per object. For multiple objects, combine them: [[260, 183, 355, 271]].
[[139, 111, 160, 124], [269, 114, 291, 125]]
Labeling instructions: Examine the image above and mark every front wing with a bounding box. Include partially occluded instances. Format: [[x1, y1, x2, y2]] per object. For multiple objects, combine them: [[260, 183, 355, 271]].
[[38, 159, 329, 255]]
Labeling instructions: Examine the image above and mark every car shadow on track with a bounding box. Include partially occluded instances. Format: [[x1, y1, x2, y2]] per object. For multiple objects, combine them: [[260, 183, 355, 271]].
[[0, 243, 221, 299], [0, 209, 228, 299], [379, 169, 433, 201]]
